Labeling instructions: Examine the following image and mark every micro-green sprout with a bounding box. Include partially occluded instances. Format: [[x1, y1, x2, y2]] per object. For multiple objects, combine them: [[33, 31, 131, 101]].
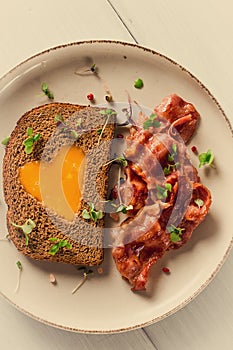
[[82, 203, 103, 223], [49, 238, 72, 256], [41, 82, 54, 100], [23, 127, 41, 154], [167, 224, 185, 243], [11, 219, 36, 246], [156, 183, 172, 200], [195, 198, 204, 208], [143, 113, 161, 130], [15, 260, 22, 293], [198, 149, 215, 168], [1, 137, 10, 146], [71, 267, 93, 294]]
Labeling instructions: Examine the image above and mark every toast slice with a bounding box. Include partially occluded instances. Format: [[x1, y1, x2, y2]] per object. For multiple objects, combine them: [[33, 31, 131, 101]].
[[3, 103, 116, 266]]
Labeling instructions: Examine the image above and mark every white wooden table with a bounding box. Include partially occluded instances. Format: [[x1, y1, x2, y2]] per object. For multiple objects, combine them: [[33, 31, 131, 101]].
[[0, 1, 232, 349]]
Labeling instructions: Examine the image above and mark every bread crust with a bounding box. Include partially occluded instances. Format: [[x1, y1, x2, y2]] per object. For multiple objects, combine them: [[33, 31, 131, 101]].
[[3, 103, 115, 265]]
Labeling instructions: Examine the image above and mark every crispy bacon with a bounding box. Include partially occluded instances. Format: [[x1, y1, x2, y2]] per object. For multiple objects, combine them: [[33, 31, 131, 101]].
[[112, 94, 211, 291]]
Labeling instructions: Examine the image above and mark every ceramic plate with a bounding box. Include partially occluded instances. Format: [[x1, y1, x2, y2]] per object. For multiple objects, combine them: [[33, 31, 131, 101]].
[[0, 41, 232, 333]]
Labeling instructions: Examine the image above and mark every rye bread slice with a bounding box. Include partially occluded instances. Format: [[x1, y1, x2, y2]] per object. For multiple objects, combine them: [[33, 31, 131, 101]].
[[3, 102, 116, 266]]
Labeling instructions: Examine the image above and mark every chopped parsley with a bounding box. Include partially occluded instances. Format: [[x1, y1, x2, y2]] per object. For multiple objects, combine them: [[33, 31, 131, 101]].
[[11, 219, 36, 246], [41, 82, 54, 100], [143, 113, 161, 130], [49, 238, 72, 255], [82, 203, 103, 223], [167, 224, 185, 243], [198, 149, 214, 168], [23, 127, 41, 154]]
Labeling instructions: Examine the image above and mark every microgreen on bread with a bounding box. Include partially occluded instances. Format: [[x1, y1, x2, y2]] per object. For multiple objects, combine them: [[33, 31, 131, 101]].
[[167, 225, 185, 243], [11, 219, 36, 246], [23, 127, 41, 154], [198, 149, 215, 168], [41, 82, 54, 100], [143, 113, 161, 130], [1, 136, 10, 146], [82, 203, 103, 223], [48, 238, 72, 256], [54, 115, 81, 139]]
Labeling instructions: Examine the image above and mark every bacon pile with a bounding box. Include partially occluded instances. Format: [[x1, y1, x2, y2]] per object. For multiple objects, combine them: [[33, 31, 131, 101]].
[[112, 94, 212, 291]]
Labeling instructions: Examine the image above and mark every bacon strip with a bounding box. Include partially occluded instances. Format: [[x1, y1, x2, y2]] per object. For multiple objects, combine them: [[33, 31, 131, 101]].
[[112, 94, 211, 291]]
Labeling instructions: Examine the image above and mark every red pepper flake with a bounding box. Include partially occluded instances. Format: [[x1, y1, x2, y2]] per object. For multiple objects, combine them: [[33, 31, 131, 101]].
[[162, 267, 170, 274], [117, 133, 124, 139], [191, 145, 198, 154], [87, 93, 94, 101]]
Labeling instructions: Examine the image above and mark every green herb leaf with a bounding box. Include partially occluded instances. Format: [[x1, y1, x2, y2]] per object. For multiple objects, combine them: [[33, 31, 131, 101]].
[[156, 183, 172, 200], [27, 127, 33, 136], [70, 130, 79, 139], [164, 166, 171, 175], [100, 109, 117, 115], [104, 155, 128, 168], [11, 219, 36, 246], [77, 118, 82, 127], [167, 224, 185, 243], [41, 82, 54, 100], [165, 183, 172, 192], [143, 113, 161, 130], [195, 198, 204, 208], [170, 231, 182, 242], [54, 114, 64, 123], [49, 239, 72, 255], [16, 261, 22, 270], [82, 204, 103, 222], [172, 143, 177, 155], [49, 237, 58, 242], [167, 153, 174, 162], [1, 136, 10, 146], [49, 243, 60, 256], [23, 128, 41, 155], [134, 78, 144, 89], [82, 209, 91, 220], [115, 204, 133, 214], [198, 149, 214, 168], [97, 128, 102, 135]]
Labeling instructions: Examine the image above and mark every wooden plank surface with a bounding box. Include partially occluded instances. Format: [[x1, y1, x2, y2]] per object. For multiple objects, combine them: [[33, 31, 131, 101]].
[[0, 1, 232, 349]]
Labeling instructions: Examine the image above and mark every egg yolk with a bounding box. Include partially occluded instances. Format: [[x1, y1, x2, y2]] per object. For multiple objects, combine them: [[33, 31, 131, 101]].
[[19, 145, 85, 221]]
